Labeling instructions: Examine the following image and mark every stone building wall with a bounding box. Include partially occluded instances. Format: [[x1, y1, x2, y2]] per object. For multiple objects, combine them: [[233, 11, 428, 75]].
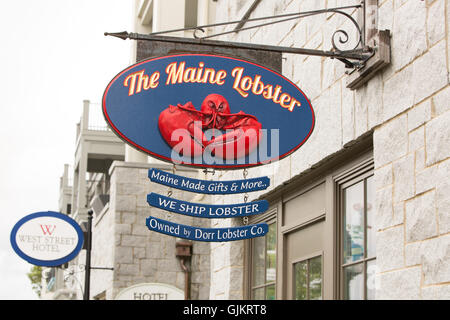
[[370, 0, 449, 300], [209, 0, 449, 299], [90, 161, 211, 300]]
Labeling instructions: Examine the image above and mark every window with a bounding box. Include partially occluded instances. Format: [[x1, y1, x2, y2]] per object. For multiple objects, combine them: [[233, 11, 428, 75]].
[[294, 255, 322, 300], [244, 143, 373, 300], [340, 174, 375, 300], [250, 221, 276, 300]]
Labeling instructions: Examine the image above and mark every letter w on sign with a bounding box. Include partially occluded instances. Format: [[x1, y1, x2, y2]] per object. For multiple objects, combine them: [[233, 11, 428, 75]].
[[40, 224, 56, 235]]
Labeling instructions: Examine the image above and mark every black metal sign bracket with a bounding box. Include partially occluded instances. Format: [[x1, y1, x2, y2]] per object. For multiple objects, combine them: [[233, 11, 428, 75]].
[[105, 3, 377, 69]]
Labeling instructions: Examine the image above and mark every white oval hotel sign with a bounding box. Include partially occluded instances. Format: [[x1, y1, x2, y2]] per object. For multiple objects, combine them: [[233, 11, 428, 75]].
[[10, 211, 84, 266]]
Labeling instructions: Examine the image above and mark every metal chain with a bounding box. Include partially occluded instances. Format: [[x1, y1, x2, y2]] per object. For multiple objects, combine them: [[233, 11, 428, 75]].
[[242, 168, 249, 226], [166, 165, 176, 221]]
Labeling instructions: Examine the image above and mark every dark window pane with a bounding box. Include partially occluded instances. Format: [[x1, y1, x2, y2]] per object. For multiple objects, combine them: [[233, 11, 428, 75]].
[[265, 284, 276, 300], [344, 182, 365, 264], [366, 176, 376, 258], [344, 263, 364, 300], [294, 261, 307, 300], [309, 256, 322, 300]]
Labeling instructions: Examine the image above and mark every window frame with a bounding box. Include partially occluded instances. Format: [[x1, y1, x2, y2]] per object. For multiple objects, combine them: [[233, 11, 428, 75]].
[[334, 158, 375, 300], [249, 219, 278, 300], [245, 207, 277, 300]]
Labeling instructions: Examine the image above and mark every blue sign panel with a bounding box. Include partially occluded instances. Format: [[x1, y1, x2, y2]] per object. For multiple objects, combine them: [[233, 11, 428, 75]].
[[148, 168, 270, 194], [146, 216, 268, 242], [147, 192, 268, 218], [10, 211, 84, 267], [103, 54, 315, 169]]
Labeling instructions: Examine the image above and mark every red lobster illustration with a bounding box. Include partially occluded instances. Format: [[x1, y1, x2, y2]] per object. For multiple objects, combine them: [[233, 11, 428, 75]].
[[158, 94, 262, 159]]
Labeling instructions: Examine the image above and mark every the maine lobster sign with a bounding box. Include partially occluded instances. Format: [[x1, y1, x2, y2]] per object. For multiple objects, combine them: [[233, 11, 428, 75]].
[[103, 54, 315, 169], [10, 211, 84, 267]]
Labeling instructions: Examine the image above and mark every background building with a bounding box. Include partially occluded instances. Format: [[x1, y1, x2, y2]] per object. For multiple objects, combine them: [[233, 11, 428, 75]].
[[42, 0, 449, 300]]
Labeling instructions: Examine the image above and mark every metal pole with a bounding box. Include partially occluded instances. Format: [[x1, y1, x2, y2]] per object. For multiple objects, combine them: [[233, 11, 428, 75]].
[[180, 258, 190, 300], [83, 209, 93, 300], [105, 32, 369, 61]]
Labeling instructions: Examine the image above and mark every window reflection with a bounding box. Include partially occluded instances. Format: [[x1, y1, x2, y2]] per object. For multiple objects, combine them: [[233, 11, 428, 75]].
[[251, 221, 276, 300], [294, 256, 322, 300], [366, 176, 375, 258], [294, 261, 307, 300], [252, 235, 265, 287], [344, 264, 364, 300], [342, 175, 376, 300], [343, 181, 364, 264], [266, 223, 277, 283], [309, 256, 322, 300], [266, 284, 276, 300], [252, 287, 264, 300], [366, 260, 377, 300]]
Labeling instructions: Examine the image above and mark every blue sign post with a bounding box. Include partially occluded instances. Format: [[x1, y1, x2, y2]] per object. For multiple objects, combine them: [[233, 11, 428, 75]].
[[146, 169, 271, 241]]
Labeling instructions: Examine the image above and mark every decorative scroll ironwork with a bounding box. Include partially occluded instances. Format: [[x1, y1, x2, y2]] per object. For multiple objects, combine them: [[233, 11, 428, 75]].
[[330, 10, 363, 52], [105, 4, 374, 69]]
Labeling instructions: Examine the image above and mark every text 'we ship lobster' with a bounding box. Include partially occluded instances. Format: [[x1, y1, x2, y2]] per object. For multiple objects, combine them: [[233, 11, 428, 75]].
[[123, 61, 302, 112]]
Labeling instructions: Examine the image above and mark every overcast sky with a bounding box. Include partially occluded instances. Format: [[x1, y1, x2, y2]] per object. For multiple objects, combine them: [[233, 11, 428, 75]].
[[0, 0, 133, 299]]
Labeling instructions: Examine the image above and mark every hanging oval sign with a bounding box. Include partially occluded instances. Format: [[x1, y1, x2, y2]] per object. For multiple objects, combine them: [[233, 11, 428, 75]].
[[10, 211, 84, 267], [103, 54, 315, 169]]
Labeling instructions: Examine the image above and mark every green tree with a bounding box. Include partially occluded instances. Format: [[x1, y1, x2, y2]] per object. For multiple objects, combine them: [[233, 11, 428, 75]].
[[27, 265, 42, 298]]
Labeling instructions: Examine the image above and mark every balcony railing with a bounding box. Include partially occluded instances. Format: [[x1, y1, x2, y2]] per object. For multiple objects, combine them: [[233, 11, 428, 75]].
[[76, 100, 111, 141], [87, 103, 110, 131]]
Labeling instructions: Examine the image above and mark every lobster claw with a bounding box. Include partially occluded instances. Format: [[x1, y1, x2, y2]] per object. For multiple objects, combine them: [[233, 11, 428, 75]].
[[158, 94, 263, 161], [158, 102, 206, 157], [199, 94, 262, 160], [204, 111, 262, 160]]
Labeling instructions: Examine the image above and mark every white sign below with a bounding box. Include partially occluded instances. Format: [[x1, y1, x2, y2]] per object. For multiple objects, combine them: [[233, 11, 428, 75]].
[[115, 283, 184, 300]]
